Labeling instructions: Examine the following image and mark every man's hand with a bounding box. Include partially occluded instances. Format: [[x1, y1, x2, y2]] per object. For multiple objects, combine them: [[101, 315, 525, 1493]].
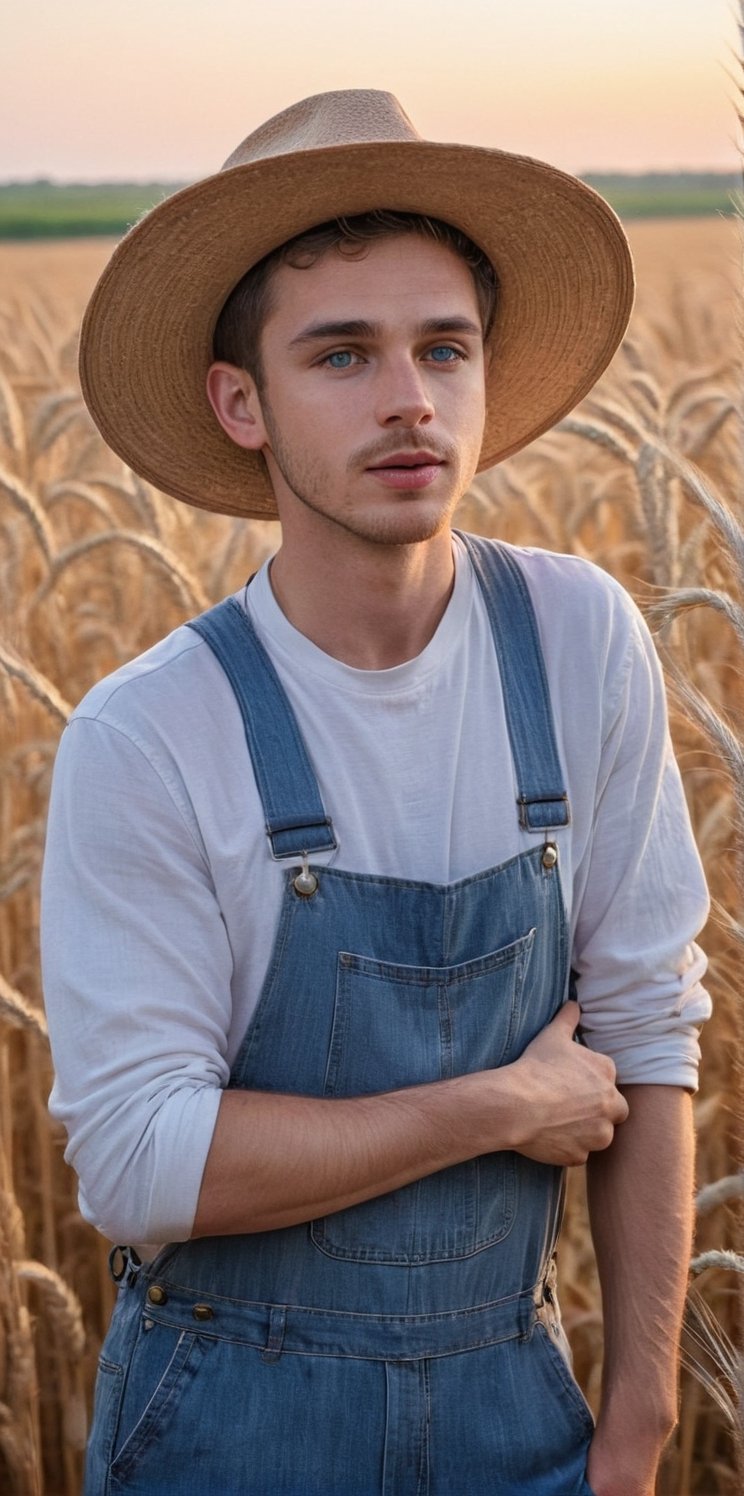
[[195, 999, 627, 1235], [586, 1403, 676, 1495], [499, 1001, 629, 1165]]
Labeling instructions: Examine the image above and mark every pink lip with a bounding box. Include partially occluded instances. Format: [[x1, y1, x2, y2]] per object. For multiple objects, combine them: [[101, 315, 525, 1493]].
[[366, 453, 445, 490], [367, 463, 443, 490], [368, 452, 442, 468]]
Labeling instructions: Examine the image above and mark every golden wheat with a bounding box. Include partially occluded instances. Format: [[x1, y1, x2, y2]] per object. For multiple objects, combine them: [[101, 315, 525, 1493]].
[[0, 220, 740, 1495]]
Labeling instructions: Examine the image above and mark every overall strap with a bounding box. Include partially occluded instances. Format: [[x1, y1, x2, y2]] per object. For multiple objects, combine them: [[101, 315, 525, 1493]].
[[458, 532, 571, 832], [187, 598, 336, 860]]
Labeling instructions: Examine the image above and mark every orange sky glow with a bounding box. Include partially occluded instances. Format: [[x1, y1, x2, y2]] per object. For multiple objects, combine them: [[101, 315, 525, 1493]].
[[2, 0, 740, 180]]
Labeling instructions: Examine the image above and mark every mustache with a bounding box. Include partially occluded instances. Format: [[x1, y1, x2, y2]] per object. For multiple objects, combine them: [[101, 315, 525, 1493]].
[[349, 435, 456, 470]]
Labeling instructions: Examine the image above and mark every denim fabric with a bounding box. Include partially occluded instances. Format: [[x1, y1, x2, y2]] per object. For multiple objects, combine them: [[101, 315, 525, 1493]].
[[86, 535, 595, 1494]]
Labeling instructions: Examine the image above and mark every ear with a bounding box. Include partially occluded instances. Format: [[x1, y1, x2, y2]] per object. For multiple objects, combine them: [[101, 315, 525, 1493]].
[[206, 362, 268, 451]]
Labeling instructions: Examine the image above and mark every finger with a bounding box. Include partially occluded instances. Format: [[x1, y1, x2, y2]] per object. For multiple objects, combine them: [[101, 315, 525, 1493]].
[[613, 1092, 630, 1124], [554, 1000, 580, 1036]]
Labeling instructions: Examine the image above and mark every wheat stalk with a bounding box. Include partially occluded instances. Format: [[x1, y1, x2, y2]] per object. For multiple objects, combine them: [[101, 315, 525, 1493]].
[[0, 468, 54, 564], [0, 642, 71, 724], [682, 1292, 742, 1457], [15, 1263, 85, 1358], [695, 1174, 744, 1217], [30, 530, 209, 613], [0, 976, 48, 1042]]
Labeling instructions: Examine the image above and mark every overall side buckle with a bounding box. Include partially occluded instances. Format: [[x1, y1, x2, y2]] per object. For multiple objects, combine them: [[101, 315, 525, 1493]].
[[109, 1244, 143, 1287]]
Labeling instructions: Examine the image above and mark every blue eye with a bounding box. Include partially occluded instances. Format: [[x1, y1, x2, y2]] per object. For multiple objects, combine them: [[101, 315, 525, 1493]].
[[428, 346, 460, 363], [326, 351, 355, 368]]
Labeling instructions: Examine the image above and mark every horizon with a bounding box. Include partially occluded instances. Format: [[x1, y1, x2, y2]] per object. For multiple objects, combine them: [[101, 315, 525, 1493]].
[[2, 167, 741, 188]]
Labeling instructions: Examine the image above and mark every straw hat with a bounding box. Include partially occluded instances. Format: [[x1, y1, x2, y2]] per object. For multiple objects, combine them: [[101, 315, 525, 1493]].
[[79, 89, 634, 520]]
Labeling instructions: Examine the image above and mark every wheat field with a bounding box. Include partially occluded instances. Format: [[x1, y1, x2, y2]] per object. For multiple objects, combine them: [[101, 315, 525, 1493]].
[[0, 220, 741, 1494]]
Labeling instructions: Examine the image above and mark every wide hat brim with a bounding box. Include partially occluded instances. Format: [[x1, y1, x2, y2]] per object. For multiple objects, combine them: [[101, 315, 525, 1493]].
[[79, 139, 635, 519]]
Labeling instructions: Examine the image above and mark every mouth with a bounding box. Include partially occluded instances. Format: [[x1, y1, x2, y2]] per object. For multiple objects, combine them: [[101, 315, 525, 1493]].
[[367, 451, 443, 470], [365, 452, 445, 491]]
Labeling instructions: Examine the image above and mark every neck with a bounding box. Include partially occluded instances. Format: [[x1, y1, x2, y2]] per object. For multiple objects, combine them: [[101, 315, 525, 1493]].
[[268, 523, 456, 670]]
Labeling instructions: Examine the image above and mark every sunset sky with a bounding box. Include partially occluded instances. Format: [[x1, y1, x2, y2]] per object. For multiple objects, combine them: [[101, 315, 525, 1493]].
[[3, 0, 739, 181]]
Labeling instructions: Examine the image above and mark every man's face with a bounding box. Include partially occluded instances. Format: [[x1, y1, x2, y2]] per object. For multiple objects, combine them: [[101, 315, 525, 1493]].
[[252, 234, 488, 547]]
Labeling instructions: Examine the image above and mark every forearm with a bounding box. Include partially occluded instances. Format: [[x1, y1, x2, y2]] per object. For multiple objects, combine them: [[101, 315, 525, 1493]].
[[193, 1073, 502, 1236], [587, 1084, 694, 1485], [193, 1001, 627, 1236]]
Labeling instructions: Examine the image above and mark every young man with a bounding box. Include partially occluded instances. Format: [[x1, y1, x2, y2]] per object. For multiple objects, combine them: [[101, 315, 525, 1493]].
[[42, 91, 711, 1495]]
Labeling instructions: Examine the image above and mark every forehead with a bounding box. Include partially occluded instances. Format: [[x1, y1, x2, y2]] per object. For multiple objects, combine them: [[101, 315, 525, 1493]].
[[263, 234, 481, 332]]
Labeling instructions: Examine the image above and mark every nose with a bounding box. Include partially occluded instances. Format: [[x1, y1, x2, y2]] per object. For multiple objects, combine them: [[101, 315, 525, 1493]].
[[374, 357, 435, 428]]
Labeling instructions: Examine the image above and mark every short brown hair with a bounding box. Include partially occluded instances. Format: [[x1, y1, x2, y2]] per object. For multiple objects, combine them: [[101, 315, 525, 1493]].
[[213, 211, 499, 389]]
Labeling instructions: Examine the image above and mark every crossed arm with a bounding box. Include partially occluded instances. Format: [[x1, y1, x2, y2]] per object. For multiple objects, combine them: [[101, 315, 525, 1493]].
[[42, 674, 703, 1495], [194, 1016, 693, 1496], [193, 999, 626, 1235]]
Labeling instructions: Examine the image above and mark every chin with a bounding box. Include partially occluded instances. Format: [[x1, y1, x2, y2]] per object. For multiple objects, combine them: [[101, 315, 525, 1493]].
[[348, 497, 458, 548]]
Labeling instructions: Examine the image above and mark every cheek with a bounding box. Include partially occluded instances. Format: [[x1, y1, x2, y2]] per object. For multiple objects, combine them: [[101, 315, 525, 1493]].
[[452, 385, 486, 445], [266, 393, 336, 455], [445, 361, 486, 419], [284, 387, 352, 430], [450, 389, 487, 475]]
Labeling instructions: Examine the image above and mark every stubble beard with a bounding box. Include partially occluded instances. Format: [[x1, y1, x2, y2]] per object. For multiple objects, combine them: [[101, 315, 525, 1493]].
[[261, 398, 465, 548]]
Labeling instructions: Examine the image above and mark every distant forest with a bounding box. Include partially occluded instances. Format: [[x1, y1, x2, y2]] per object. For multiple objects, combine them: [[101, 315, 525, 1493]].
[[583, 171, 740, 220], [0, 173, 740, 238]]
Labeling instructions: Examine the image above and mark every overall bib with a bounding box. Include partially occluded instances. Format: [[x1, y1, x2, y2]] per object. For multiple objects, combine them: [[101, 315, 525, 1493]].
[[85, 534, 595, 1495]]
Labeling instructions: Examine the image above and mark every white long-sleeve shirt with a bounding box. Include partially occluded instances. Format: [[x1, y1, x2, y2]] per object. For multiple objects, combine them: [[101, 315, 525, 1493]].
[[41, 536, 711, 1246]]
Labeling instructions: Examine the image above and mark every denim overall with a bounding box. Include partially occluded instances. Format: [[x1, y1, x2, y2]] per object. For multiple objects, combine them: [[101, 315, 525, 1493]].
[[85, 534, 596, 1495]]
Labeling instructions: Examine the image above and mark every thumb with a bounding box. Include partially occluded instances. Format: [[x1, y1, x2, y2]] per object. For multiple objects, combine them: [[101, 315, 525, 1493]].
[[554, 1000, 580, 1037]]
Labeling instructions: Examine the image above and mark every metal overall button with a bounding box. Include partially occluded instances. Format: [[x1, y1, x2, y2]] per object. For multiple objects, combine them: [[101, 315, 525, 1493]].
[[542, 843, 558, 870], [146, 1284, 167, 1305], [293, 854, 318, 898], [192, 1304, 214, 1322]]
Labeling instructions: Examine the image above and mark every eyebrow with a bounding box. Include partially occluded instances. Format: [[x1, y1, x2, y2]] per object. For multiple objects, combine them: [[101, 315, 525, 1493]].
[[288, 315, 483, 348]]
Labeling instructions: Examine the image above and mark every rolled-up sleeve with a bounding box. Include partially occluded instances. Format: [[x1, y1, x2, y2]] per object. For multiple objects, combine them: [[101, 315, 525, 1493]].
[[41, 715, 231, 1244], [571, 600, 711, 1090]]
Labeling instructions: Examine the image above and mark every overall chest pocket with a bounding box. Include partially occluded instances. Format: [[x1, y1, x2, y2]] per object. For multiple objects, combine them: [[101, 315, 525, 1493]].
[[311, 928, 536, 1265]]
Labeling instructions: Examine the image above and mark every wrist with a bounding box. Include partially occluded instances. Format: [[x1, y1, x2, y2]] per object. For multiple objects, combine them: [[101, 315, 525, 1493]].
[[597, 1389, 677, 1448], [587, 1418, 669, 1496], [438, 1066, 521, 1157]]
